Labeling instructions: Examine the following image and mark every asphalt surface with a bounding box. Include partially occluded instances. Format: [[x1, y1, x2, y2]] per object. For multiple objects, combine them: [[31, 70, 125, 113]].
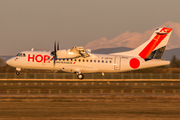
[[0, 80, 180, 95], [1, 80, 180, 119]]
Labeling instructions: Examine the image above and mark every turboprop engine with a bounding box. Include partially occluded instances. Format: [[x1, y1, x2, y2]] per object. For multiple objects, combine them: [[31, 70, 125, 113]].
[[51, 42, 91, 65]]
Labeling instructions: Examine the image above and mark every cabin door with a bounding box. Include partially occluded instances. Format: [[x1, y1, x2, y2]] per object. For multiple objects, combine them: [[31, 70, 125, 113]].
[[114, 56, 120, 70]]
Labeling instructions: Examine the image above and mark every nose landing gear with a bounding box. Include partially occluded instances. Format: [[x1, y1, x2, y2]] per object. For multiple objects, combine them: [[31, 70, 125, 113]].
[[16, 71, 20, 75], [16, 68, 21, 75]]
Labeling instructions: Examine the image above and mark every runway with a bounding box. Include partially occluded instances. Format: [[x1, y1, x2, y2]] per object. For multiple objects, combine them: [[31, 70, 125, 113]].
[[0, 80, 180, 95], [1, 80, 180, 119]]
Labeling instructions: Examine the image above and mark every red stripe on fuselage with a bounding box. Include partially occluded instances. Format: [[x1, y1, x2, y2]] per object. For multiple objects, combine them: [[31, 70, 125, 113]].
[[139, 28, 172, 59]]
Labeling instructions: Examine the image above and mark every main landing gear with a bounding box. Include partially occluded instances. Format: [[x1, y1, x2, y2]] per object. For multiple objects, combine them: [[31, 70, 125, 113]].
[[77, 74, 84, 79], [75, 71, 84, 79]]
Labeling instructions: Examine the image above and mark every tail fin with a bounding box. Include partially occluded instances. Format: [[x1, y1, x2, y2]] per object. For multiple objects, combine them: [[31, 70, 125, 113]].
[[111, 27, 173, 60]]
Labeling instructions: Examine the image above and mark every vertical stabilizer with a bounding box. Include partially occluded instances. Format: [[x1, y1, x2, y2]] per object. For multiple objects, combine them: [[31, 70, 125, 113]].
[[138, 27, 172, 59], [111, 27, 172, 60]]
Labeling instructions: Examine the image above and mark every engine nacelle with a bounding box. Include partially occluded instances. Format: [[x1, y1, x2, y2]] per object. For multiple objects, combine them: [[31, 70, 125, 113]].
[[56, 49, 81, 58]]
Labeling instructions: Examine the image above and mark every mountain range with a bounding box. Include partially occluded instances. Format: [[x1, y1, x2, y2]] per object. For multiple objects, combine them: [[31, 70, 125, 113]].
[[85, 21, 180, 50]]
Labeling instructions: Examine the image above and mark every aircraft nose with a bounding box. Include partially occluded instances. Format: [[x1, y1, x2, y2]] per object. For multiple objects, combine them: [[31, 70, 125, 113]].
[[6, 59, 12, 65]]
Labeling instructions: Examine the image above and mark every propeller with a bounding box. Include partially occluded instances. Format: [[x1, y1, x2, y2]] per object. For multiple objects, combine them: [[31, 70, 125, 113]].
[[51, 41, 59, 66], [57, 41, 59, 50]]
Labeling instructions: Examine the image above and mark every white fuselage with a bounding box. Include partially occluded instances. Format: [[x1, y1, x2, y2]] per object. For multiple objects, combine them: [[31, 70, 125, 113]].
[[6, 51, 170, 74]]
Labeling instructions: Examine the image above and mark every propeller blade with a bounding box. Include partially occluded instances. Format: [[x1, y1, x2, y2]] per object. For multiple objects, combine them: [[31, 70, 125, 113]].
[[53, 56, 56, 66], [57, 41, 59, 50], [53, 41, 57, 66], [54, 41, 56, 54]]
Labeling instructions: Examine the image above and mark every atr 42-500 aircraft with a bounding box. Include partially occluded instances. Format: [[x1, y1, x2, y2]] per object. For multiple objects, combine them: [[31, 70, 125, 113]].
[[6, 27, 172, 79]]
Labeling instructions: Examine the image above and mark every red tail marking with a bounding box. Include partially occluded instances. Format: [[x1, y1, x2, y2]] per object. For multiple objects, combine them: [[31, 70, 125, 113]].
[[139, 28, 172, 59]]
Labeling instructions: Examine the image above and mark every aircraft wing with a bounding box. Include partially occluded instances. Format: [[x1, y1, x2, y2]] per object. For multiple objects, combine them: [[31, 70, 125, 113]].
[[70, 46, 90, 58]]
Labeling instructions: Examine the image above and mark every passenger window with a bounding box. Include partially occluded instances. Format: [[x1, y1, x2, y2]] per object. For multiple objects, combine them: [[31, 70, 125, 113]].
[[71, 59, 73, 61], [83, 59, 85, 62], [90, 60, 92, 62], [106, 61, 108, 63], [79, 59, 81, 62], [86, 60, 88, 62], [94, 60, 96, 63], [102, 60, 104, 63], [75, 59, 76, 61], [98, 60, 100, 63], [110, 61, 112, 63]]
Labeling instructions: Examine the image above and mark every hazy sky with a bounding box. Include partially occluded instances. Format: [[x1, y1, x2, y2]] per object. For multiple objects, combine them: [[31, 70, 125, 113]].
[[0, 0, 180, 55]]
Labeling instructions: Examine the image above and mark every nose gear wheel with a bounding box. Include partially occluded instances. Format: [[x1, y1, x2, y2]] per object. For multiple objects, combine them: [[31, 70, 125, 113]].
[[16, 71, 20, 75]]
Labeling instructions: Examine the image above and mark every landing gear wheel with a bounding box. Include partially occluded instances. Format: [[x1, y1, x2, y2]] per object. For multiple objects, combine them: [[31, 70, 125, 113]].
[[16, 71, 20, 75], [77, 74, 84, 79]]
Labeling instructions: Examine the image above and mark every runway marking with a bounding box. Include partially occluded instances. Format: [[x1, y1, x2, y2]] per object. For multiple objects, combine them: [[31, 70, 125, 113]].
[[1, 79, 180, 81], [107, 81, 110, 85], [1, 88, 180, 95]]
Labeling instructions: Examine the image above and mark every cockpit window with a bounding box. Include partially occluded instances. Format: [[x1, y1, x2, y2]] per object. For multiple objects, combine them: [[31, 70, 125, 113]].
[[16, 53, 20, 56], [19, 53, 22, 57], [16, 53, 26, 57]]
